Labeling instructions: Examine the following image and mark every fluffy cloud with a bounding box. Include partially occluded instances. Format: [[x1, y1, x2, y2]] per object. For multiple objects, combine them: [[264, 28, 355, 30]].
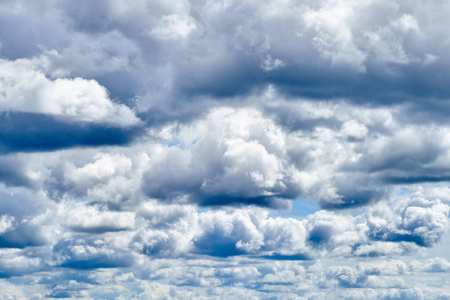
[[0, 0, 450, 298], [3, 0, 450, 111], [192, 189, 448, 259], [143, 107, 293, 208], [0, 215, 14, 234], [0, 57, 141, 126], [1, 255, 449, 298], [64, 204, 135, 233], [366, 191, 450, 247]]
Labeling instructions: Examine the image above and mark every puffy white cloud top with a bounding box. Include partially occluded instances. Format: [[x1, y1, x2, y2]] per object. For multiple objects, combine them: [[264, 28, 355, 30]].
[[0, 0, 449, 298], [0, 58, 141, 126]]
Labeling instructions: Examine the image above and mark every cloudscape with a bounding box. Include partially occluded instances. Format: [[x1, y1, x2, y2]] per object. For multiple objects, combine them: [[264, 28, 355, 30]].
[[0, 0, 450, 298]]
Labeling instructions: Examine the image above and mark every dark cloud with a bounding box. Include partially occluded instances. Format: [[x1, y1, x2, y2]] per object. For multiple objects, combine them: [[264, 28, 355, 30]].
[[0, 0, 450, 298], [2, 0, 449, 117], [193, 234, 246, 257], [319, 188, 385, 210], [0, 112, 142, 154], [0, 224, 46, 249], [0, 156, 30, 187], [0, 1, 66, 60], [53, 239, 135, 269]]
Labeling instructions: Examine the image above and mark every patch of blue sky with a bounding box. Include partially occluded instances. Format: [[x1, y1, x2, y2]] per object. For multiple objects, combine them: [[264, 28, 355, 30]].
[[167, 137, 200, 149], [196, 206, 210, 214], [198, 198, 321, 219], [167, 140, 186, 150], [76, 197, 88, 203], [269, 198, 320, 220], [392, 186, 413, 197], [192, 137, 200, 145]]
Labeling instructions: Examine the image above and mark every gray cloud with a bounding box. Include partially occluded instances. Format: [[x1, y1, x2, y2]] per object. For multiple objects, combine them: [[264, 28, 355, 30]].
[[1, 0, 450, 116], [0, 57, 141, 126], [0, 0, 450, 298], [0, 255, 449, 298], [53, 238, 135, 270]]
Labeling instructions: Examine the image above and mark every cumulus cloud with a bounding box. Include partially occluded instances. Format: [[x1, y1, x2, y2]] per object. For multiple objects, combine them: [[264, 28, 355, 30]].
[[0, 57, 141, 126], [0, 0, 450, 298], [190, 189, 448, 259], [3, 0, 449, 111], [0, 215, 14, 234], [53, 238, 135, 270], [64, 204, 135, 233], [1, 254, 449, 298], [143, 107, 294, 208], [366, 191, 450, 247]]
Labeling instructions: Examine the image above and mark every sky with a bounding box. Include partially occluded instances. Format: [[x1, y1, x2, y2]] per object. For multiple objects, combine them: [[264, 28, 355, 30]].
[[0, 0, 450, 299]]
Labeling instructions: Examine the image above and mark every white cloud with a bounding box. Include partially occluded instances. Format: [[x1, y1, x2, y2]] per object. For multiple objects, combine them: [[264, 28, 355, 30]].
[[0, 58, 141, 126], [1, 0, 450, 298], [0, 249, 42, 276], [146, 14, 197, 40], [341, 119, 368, 139], [64, 204, 135, 233], [261, 54, 285, 71], [304, 0, 368, 71], [365, 190, 450, 247], [0, 215, 15, 234], [143, 107, 294, 206]]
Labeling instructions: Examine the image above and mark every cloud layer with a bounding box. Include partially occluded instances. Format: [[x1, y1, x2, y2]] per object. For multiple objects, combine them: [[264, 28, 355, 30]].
[[0, 0, 449, 298]]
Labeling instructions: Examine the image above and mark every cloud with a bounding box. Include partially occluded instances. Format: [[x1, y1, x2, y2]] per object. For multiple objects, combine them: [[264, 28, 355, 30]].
[[64, 204, 135, 233], [53, 238, 135, 269], [365, 190, 450, 247], [0, 112, 142, 154], [142, 107, 296, 208], [2, 0, 450, 113], [0, 215, 14, 235], [0, 187, 56, 249], [145, 14, 197, 40], [0, 0, 450, 298], [0, 249, 43, 278], [3, 98, 450, 211], [412, 257, 450, 273], [1, 254, 449, 298], [0, 57, 141, 126]]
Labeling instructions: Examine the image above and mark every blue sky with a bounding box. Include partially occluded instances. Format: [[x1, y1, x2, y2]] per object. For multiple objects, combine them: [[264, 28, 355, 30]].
[[0, 0, 450, 298]]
